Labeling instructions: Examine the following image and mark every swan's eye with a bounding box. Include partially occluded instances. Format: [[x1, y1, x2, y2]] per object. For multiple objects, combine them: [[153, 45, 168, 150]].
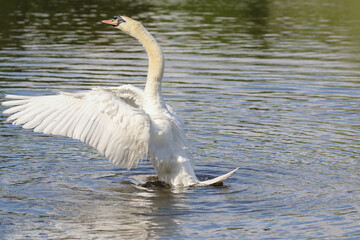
[[114, 15, 126, 24]]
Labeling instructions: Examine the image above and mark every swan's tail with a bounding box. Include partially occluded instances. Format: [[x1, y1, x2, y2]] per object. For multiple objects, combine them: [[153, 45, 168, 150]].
[[192, 168, 239, 187]]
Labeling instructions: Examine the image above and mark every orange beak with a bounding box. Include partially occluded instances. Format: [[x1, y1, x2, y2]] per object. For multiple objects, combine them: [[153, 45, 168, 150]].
[[101, 18, 119, 26]]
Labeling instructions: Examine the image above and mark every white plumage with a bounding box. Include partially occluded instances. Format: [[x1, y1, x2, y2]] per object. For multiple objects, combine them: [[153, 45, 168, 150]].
[[2, 15, 237, 187], [4, 86, 150, 169]]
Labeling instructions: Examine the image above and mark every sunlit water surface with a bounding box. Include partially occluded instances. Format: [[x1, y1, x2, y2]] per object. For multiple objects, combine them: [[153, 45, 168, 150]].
[[0, 0, 359, 239]]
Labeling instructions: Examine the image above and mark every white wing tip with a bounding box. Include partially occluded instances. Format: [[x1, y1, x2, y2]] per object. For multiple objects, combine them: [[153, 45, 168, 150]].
[[193, 168, 239, 187]]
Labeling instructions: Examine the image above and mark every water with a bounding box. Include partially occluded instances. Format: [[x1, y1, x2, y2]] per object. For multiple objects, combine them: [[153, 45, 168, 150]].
[[1, 0, 359, 239]]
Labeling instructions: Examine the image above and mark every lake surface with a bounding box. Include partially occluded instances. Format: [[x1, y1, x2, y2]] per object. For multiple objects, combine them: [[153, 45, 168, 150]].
[[1, 0, 359, 239]]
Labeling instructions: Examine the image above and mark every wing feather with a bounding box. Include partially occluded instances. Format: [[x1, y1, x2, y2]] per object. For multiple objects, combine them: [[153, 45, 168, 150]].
[[2, 87, 150, 169], [103, 84, 145, 108]]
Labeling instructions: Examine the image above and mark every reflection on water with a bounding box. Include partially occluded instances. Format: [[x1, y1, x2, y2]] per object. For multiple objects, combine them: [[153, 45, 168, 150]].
[[1, 0, 360, 239]]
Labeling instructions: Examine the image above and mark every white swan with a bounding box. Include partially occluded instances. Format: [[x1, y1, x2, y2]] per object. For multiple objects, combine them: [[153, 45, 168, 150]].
[[2, 16, 238, 187]]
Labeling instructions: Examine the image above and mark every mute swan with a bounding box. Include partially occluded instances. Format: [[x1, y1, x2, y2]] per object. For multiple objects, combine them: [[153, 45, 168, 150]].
[[2, 16, 238, 187]]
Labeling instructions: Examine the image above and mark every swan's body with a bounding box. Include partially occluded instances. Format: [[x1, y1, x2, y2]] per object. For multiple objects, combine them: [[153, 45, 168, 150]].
[[2, 16, 237, 187]]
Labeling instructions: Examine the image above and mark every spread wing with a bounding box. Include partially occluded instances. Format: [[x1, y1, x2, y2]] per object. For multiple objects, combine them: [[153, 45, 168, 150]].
[[2, 86, 150, 169]]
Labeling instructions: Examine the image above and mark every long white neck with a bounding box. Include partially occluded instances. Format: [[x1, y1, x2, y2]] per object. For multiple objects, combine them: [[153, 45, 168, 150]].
[[129, 25, 165, 110]]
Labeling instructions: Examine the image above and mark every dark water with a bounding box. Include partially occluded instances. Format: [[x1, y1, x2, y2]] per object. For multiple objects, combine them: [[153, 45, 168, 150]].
[[1, 0, 360, 239]]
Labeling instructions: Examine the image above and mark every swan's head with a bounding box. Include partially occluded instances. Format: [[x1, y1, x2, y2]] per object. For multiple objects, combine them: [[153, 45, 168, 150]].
[[102, 15, 141, 35]]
